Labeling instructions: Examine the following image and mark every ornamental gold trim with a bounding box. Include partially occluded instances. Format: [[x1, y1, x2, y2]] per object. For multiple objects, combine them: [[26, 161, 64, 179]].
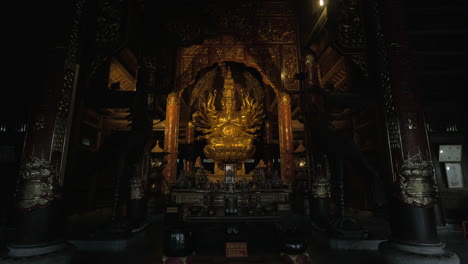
[[398, 153, 438, 207], [167, 93, 179, 106], [312, 178, 331, 199], [278, 93, 290, 105], [17, 157, 60, 210], [311, 155, 331, 199], [129, 176, 144, 200]]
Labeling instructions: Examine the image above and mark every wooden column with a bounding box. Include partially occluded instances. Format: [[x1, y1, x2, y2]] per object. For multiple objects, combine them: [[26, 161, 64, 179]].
[[304, 51, 321, 89], [185, 121, 195, 172], [363, 0, 460, 262], [263, 121, 274, 174], [301, 52, 326, 186], [278, 93, 294, 183], [380, 0, 438, 243], [126, 57, 156, 230], [9, 50, 77, 259], [163, 92, 180, 183], [302, 52, 331, 225]]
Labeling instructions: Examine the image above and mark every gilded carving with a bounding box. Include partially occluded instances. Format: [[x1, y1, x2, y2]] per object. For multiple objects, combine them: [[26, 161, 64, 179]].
[[182, 57, 193, 84], [52, 0, 85, 154], [312, 178, 331, 199], [245, 50, 260, 70], [129, 176, 144, 200], [398, 153, 438, 207], [190, 63, 264, 113], [257, 19, 295, 43], [17, 157, 60, 210], [269, 46, 281, 69], [278, 94, 290, 106], [167, 93, 179, 106], [312, 155, 331, 198], [197, 56, 210, 67], [208, 46, 244, 62], [213, 47, 224, 62], [183, 46, 209, 56], [282, 45, 299, 91], [53, 64, 76, 152], [235, 48, 244, 60], [368, 0, 402, 180], [382, 71, 401, 150], [303, 52, 319, 87], [187, 121, 194, 129], [209, 3, 255, 41], [52, 118, 67, 152], [247, 47, 282, 90], [191, 56, 210, 78], [387, 115, 401, 149], [224, 47, 244, 60]]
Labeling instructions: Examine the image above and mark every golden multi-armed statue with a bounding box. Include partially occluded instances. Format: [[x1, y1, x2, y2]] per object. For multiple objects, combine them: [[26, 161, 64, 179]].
[[192, 66, 265, 162]]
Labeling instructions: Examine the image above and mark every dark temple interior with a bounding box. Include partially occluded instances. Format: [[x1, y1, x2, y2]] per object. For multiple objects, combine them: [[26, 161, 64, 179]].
[[1, 0, 467, 263]]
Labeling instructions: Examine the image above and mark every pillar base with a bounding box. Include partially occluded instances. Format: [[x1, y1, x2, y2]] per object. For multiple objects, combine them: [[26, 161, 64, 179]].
[[7, 241, 75, 261], [379, 240, 459, 264]]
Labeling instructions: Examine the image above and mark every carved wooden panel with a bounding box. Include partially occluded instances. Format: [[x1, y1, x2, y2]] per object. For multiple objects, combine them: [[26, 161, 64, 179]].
[[177, 1, 300, 92], [282, 45, 299, 91], [182, 46, 209, 56], [181, 56, 193, 85]]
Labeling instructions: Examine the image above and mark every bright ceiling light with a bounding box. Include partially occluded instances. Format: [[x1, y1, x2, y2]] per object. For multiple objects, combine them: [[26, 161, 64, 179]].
[[319, 0, 324, 6]]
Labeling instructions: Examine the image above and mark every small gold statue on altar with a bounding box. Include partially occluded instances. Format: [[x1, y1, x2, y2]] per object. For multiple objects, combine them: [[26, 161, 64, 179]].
[[192, 65, 265, 163]]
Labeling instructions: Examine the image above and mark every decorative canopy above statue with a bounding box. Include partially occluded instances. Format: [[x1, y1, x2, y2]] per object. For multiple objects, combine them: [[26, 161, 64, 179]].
[[192, 64, 265, 162]]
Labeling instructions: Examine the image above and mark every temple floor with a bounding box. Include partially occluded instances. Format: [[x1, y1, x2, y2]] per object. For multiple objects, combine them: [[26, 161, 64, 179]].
[[67, 211, 467, 264], [1, 211, 466, 263]]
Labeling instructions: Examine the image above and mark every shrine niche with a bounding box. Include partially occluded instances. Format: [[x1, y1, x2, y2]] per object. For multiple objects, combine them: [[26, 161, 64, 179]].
[[162, 1, 301, 183]]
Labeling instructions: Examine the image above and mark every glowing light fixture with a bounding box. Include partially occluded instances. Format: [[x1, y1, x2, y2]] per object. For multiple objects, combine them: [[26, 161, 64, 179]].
[[319, 0, 324, 6]]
